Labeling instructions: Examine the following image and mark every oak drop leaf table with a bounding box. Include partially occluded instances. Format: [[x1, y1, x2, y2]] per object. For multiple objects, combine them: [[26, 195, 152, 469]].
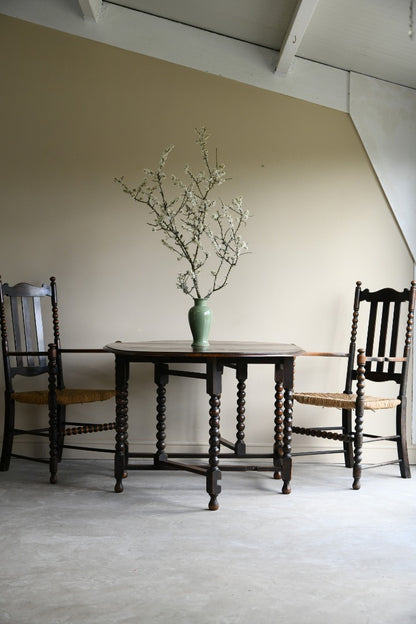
[[105, 341, 304, 510]]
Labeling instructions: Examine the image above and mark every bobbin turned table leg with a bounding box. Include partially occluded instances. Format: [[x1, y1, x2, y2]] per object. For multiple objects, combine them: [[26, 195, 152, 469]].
[[234, 361, 247, 456], [114, 356, 129, 493], [273, 358, 294, 494], [206, 359, 223, 510], [154, 363, 169, 465], [282, 384, 294, 494], [282, 357, 295, 494], [273, 363, 284, 481]]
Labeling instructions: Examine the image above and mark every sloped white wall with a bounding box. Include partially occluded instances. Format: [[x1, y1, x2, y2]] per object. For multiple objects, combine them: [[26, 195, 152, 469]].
[[350, 73, 416, 442], [350, 73, 416, 261]]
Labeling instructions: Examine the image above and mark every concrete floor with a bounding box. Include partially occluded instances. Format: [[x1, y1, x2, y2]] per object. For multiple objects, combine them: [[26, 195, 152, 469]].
[[1, 459, 415, 624]]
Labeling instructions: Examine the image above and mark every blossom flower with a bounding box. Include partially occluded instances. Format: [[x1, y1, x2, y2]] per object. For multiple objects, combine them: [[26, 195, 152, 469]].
[[115, 127, 250, 299]]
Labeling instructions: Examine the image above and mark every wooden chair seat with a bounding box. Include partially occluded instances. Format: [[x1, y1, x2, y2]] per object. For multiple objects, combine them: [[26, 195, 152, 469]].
[[11, 388, 115, 405], [294, 392, 401, 410]]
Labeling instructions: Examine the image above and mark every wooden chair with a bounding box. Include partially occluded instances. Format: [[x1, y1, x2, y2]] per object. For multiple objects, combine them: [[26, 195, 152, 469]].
[[0, 276, 116, 483], [293, 281, 416, 489]]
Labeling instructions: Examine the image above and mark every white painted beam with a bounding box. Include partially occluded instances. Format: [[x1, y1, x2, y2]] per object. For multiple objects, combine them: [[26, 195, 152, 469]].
[[275, 0, 319, 75], [0, 0, 348, 112], [78, 0, 103, 22]]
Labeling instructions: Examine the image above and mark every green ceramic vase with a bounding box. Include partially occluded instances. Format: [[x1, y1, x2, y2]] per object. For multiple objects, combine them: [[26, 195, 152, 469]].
[[188, 298, 212, 348]]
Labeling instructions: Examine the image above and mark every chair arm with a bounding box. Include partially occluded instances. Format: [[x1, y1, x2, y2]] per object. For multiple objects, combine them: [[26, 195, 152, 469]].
[[8, 348, 112, 356], [59, 348, 112, 354], [299, 352, 349, 358], [299, 352, 406, 362]]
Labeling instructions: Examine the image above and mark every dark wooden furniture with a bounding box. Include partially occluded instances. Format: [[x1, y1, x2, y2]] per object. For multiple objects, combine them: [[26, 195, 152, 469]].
[[105, 340, 303, 510], [293, 281, 416, 489], [0, 277, 116, 483]]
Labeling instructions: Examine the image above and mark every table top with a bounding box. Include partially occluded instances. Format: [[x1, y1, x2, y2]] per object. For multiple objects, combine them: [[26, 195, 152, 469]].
[[105, 340, 304, 360]]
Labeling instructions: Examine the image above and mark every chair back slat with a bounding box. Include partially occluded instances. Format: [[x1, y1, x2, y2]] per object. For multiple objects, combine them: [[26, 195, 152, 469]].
[[388, 301, 401, 375], [33, 296, 47, 365], [17, 295, 48, 368], [364, 300, 377, 358], [9, 296, 24, 368], [22, 296, 37, 367], [376, 301, 390, 372]]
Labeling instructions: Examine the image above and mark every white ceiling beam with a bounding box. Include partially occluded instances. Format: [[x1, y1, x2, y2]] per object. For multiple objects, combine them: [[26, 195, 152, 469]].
[[275, 0, 319, 75], [78, 0, 104, 22], [0, 0, 348, 112]]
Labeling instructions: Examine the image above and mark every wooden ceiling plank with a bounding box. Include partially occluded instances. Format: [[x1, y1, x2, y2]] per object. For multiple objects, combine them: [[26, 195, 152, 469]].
[[275, 0, 319, 75]]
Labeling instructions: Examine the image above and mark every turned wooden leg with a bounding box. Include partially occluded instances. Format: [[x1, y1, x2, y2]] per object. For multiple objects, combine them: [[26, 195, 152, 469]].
[[396, 400, 411, 478], [352, 404, 363, 490], [206, 359, 223, 510], [48, 343, 58, 484], [114, 356, 129, 493], [282, 385, 293, 494], [235, 362, 247, 456], [352, 350, 365, 490], [275, 358, 294, 494], [273, 372, 284, 480], [0, 398, 15, 472], [342, 408, 354, 468], [56, 405, 66, 463], [207, 393, 222, 511], [154, 363, 169, 465]]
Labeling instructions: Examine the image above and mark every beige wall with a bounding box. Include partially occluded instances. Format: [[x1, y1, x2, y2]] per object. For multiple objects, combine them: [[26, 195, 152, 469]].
[[1, 15, 414, 463]]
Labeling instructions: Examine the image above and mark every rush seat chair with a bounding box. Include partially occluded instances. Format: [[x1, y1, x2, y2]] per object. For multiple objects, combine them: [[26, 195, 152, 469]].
[[293, 281, 416, 489], [0, 276, 116, 483]]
